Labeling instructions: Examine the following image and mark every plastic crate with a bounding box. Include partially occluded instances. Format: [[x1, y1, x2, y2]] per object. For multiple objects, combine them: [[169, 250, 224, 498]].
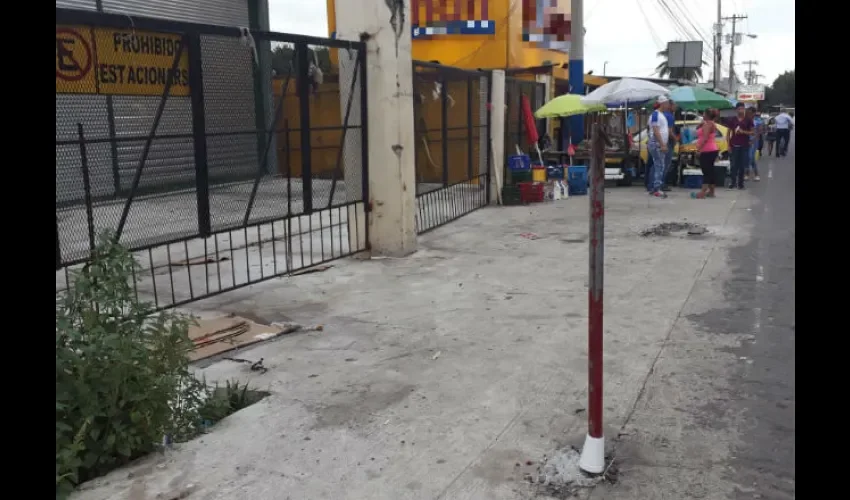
[[510, 170, 533, 184], [532, 165, 547, 182], [567, 165, 588, 195], [518, 182, 545, 203], [508, 154, 532, 171], [683, 174, 703, 189], [501, 185, 522, 205]]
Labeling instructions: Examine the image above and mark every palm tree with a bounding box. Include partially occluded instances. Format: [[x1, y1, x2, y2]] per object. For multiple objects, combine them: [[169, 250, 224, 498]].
[[655, 48, 707, 82]]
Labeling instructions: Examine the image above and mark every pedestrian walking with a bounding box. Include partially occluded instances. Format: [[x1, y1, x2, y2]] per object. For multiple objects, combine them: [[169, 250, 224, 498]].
[[726, 103, 755, 190], [644, 103, 659, 192], [774, 110, 793, 156], [690, 108, 720, 199], [647, 96, 671, 198], [765, 115, 777, 156], [746, 108, 762, 182]]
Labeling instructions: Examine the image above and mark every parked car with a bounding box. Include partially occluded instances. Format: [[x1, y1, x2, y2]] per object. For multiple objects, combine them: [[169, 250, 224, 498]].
[[631, 120, 730, 166]]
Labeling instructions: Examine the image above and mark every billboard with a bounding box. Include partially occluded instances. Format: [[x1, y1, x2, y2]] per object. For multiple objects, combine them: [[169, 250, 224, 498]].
[[667, 41, 703, 69], [737, 84, 766, 102]]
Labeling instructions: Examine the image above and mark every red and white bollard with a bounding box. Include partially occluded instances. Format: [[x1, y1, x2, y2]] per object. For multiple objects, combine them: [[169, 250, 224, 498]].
[[579, 120, 606, 474]]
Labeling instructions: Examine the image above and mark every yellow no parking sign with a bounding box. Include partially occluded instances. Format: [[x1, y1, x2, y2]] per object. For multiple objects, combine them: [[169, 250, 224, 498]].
[[56, 25, 190, 96]]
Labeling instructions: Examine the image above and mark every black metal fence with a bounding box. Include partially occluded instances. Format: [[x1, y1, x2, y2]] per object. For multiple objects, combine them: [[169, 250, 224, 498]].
[[412, 62, 490, 234], [56, 8, 369, 310], [504, 77, 546, 154]]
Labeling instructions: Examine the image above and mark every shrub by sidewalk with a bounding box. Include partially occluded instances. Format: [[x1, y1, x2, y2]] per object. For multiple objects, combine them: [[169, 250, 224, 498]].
[[55, 234, 259, 498]]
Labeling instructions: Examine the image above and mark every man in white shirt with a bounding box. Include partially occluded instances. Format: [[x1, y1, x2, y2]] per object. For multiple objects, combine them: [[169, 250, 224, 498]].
[[647, 96, 671, 198], [773, 111, 793, 157]]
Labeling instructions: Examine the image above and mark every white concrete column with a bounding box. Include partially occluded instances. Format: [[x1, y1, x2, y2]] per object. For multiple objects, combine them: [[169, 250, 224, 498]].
[[535, 73, 552, 137], [489, 70, 506, 205], [333, 0, 417, 257]]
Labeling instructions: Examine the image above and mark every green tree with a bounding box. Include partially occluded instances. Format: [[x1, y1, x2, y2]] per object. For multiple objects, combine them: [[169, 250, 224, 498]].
[[764, 70, 795, 107], [655, 48, 707, 82]]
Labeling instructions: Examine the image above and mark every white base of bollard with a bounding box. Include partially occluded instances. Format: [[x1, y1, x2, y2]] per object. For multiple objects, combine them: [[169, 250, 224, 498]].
[[578, 433, 606, 474]]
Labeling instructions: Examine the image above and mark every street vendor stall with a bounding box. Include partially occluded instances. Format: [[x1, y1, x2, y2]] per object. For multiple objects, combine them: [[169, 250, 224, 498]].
[[534, 94, 605, 166], [643, 86, 734, 186], [570, 108, 641, 185]]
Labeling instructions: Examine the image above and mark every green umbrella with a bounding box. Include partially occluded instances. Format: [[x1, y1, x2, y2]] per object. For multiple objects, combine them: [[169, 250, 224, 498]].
[[645, 86, 733, 111], [535, 94, 606, 118]]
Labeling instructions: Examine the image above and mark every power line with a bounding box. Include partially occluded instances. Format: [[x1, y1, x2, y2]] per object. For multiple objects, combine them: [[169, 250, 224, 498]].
[[664, 0, 714, 62], [670, 0, 713, 47], [654, 0, 693, 41], [653, 0, 713, 63], [635, 0, 664, 48]]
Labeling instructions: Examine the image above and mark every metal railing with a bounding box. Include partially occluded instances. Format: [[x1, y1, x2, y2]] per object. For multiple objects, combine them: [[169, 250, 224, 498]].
[[412, 61, 491, 234]]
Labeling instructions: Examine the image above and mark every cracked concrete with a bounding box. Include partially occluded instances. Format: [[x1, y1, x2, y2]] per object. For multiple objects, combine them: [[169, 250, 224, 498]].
[[70, 165, 791, 499]]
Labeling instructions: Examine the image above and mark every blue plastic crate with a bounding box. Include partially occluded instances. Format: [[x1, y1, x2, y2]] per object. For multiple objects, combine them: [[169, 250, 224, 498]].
[[683, 174, 703, 189], [567, 165, 588, 195], [568, 165, 588, 181], [508, 154, 532, 171]]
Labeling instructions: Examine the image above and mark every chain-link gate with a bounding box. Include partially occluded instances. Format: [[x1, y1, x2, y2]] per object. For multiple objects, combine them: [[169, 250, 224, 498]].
[[56, 7, 369, 310]]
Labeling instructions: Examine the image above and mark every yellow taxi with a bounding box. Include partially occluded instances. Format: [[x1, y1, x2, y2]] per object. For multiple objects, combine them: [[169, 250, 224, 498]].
[[631, 120, 730, 165]]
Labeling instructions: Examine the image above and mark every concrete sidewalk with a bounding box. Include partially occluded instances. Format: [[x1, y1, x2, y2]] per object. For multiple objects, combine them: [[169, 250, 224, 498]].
[[72, 185, 757, 500]]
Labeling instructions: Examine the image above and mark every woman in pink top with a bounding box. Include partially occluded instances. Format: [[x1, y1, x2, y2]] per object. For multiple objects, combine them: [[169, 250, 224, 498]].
[[691, 109, 720, 199]]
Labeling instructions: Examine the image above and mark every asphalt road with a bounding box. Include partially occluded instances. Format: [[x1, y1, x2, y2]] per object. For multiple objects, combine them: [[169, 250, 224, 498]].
[[713, 133, 796, 498], [679, 135, 796, 498]]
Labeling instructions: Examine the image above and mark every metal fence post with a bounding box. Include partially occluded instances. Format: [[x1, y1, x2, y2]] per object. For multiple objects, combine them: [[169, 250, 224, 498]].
[[296, 43, 313, 213], [56, 217, 62, 270], [441, 76, 449, 187], [466, 76, 474, 180], [77, 123, 96, 253], [359, 47, 370, 210], [187, 32, 211, 237]]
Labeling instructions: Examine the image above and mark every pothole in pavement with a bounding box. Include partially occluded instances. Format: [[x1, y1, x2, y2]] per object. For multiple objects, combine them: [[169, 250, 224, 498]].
[[639, 221, 708, 237]]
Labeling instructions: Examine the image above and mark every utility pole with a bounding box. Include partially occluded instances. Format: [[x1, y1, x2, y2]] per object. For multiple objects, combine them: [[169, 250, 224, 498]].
[[723, 14, 747, 96], [753, 74, 765, 84], [714, 0, 722, 90], [741, 60, 758, 84], [568, 0, 585, 146]]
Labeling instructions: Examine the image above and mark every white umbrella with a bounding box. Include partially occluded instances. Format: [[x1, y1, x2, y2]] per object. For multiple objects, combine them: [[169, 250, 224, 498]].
[[581, 78, 669, 107]]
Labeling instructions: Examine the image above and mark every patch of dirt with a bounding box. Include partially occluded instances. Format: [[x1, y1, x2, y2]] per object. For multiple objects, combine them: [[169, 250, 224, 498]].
[[527, 447, 620, 499], [639, 221, 708, 237]]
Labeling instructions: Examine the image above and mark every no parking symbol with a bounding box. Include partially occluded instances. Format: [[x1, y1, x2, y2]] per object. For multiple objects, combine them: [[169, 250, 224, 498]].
[[56, 26, 97, 93]]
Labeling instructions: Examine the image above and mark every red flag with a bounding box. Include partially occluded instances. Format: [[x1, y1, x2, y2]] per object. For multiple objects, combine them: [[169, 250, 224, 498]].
[[521, 95, 539, 145]]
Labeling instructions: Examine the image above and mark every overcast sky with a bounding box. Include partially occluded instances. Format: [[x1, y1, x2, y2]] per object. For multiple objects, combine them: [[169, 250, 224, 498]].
[[267, 0, 794, 86]]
